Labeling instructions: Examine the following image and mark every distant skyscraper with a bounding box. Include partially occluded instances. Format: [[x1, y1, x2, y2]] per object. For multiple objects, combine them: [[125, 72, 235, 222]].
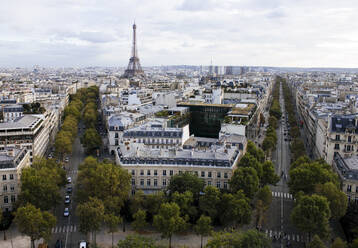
[[123, 22, 144, 78], [225, 66, 233, 75]]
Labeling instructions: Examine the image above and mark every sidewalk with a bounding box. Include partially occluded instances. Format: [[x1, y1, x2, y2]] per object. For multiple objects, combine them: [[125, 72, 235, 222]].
[[0, 225, 43, 248]]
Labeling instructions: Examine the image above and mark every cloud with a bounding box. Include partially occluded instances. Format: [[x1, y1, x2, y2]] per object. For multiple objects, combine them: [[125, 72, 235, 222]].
[[0, 0, 358, 67]]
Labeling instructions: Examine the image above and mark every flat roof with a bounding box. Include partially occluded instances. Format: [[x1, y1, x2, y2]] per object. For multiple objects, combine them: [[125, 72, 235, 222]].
[[0, 115, 41, 130]]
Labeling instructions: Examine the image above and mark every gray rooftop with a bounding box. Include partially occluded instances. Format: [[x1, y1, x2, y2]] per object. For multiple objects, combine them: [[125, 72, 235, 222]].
[[0, 115, 42, 130]]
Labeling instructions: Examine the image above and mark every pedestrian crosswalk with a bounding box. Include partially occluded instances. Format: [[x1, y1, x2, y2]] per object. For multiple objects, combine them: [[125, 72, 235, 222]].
[[52, 225, 77, 233], [264, 229, 306, 243], [271, 191, 294, 200]]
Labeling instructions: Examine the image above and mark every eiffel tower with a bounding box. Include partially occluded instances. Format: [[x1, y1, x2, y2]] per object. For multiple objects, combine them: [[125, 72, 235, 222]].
[[123, 22, 144, 78]]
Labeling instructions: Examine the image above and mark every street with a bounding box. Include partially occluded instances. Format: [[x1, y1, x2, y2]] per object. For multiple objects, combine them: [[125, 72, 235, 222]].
[[262, 83, 306, 248], [50, 124, 87, 248]]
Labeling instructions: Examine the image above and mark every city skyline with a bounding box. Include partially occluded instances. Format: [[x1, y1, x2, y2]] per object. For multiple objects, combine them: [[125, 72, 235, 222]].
[[1, 0, 358, 68]]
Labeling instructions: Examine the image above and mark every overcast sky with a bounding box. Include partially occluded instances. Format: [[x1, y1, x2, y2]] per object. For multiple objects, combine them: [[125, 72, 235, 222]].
[[1, 0, 358, 68]]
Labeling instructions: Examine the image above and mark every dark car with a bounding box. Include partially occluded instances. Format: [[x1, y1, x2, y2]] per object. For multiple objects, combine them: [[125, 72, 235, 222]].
[[55, 239, 63, 248], [67, 186, 72, 194]]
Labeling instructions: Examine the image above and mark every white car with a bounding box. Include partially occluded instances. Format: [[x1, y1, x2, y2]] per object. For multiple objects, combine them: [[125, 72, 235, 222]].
[[65, 195, 70, 204], [79, 241, 87, 248], [65, 157, 69, 162], [63, 208, 69, 217], [67, 177, 72, 183]]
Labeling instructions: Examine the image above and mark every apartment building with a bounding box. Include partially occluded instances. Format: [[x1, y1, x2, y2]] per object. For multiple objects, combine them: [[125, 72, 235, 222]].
[[0, 147, 30, 211], [0, 114, 50, 162], [116, 132, 246, 194], [333, 153, 358, 203]]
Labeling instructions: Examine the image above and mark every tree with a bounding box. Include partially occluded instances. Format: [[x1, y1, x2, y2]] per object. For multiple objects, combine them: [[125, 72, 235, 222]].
[[206, 229, 271, 248], [246, 141, 265, 163], [199, 186, 221, 222], [171, 190, 197, 221], [236, 153, 263, 179], [132, 210, 147, 232], [153, 202, 186, 248], [117, 235, 159, 248], [194, 215, 212, 248], [331, 237, 346, 248], [105, 213, 122, 248], [81, 128, 102, 154], [64, 104, 81, 120], [229, 167, 259, 199], [18, 164, 64, 211], [255, 186, 272, 229], [261, 161, 279, 186], [315, 182, 347, 220], [352, 239, 358, 248], [76, 158, 131, 215], [259, 113, 265, 127], [219, 192, 251, 227], [167, 172, 205, 199], [308, 235, 326, 248], [262, 136, 276, 153], [291, 194, 331, 240], [268, 115, 278, 129], [14, 203, 56, 248], [77, 197, 105, 245], [54, 131, 73, 158], [61, 116, 78, 137], [289, 160, 339, 195]]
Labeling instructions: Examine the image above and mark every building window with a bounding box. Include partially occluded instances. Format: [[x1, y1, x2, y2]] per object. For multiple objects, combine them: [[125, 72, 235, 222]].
[[154, 179, 158, 186], [147, 179, 151, 186], [154, 170, 158, 176], [347, 185, 352, 192], [140, 179, 144, 186], [163, 170, 167, 176], [334, 144, 340, 150], [194, 171, 198, 176], [2, 175, 6, 181], [217, 172, 221, 178], [208, 172, 212, 178], [131, 170, 135, 176], [131, 179, 135, 186], [115, 140, 119, 146], [115, 132, 119, 138], [201, 171, 205, 177], [335, 135, 340, 141], [356, 186, 358, 193], [140, 170, 144, 176], [11, 195, 15, 203], [10, 185, 14, 191], [163, 179, 167, 186], [216, 181, 221, 188], [348, 136, 352, 143], [3, 185, 7, 192], [207, 181, 211, 186], [224, 172, 228, 179], [9, 174, 14, 180], [4, 196, 8, 204], [224, 182, 228, 189], [170, 170, 174, 176]]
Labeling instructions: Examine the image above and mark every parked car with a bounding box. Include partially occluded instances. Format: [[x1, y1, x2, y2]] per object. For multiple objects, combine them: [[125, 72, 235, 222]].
[[65, 195, 70, 204], [64, 157, 69, 163], [79, 241, 87, 248], [67, 186, 72, 194], [63, 208, 69, 217], [67, 177, 72, 183]]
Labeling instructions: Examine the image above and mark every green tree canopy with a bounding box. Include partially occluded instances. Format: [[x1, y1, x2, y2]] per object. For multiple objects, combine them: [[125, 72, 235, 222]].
[[117, 235, 159, 248], [76, 157, 131, 215], [81, 128, 102, 154], [315, 182, 347, 220], [153, 202, 186, 248], [54, 130, 73, 157], [289, 160, 339, 195], [76, 197, 105, 245], [261, 161, 280, 186], [308, 235, 326, 248], [219, 191, 251, 227], [132, 209, 147, 232], [18, 158, 65, 210], [246, 140, 265, 163], [167, 172, 205, 199], [331, 237, 347, 248], [230, 167, 259, 199], [199, 186, 221, 223], [14, 203, 56, 248], [171, 190, 197, 221], [194, 215, 212, 248], [236, 153, 263, 179], [291, 194, 331, 239]]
